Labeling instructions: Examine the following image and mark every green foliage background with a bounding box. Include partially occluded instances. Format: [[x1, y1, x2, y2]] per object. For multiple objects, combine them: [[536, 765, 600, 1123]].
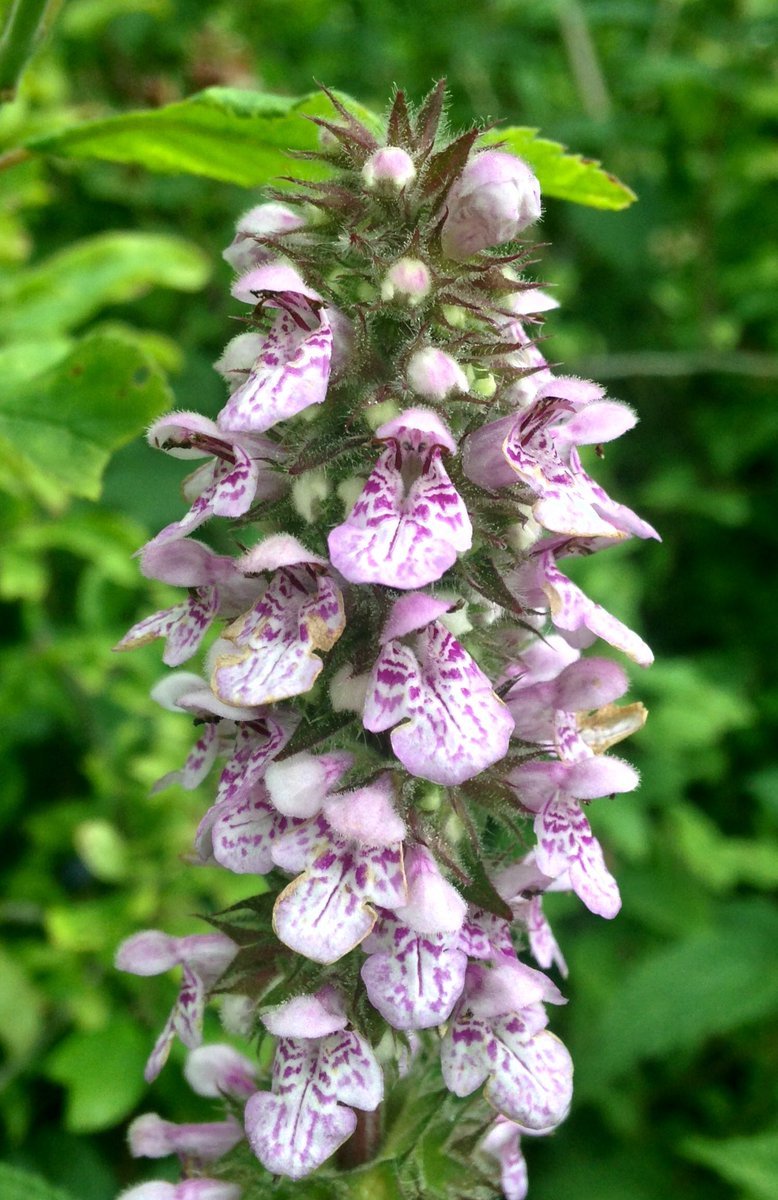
[[1, 1, 776, 1198]]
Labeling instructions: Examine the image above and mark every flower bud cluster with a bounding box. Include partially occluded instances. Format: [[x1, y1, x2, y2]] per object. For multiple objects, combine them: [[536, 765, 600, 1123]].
[[115, 84, 655, 1198]]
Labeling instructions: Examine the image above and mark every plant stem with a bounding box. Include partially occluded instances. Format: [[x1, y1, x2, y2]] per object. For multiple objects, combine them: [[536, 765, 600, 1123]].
[[338, 1105, 383, 1170], [0, 0, 64, 102]]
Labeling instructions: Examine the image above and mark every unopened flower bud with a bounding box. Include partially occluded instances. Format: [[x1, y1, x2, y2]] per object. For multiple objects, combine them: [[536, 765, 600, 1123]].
[[292, 469, 329, 523], [184, 1043, 258, 1099], [362, 146, 416, 191], [265, 752, 332, 819], [394, 845, 466, 934], [441, 149, 541, 260], [223, 202, 304, 273], [329, 663, 370, 712], [381, 257, 431, 306], [407, 346, 469, 400]]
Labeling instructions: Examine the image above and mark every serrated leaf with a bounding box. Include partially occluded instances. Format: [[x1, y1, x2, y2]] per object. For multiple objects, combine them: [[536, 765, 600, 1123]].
[[0, 332, 172, 508], [25, 87, 382, 187], [480, 127, 636, 210], [44, 1019, 148, 1132], [681, 1130, 778, 1200], [0, 232, 210, 339], [0, 1164, 75, 1200]]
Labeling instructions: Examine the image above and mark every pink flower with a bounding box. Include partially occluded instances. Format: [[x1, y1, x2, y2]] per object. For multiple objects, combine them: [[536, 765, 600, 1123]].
[[143, 412, 283, 548], [193, 751, 351, 876], [128, 1111, 243, 1162], [508, 754, 639, 918], [210, 536, 345, 707], [363, 594, 514, 785], [115, 932, 238, 1081], [328, 409, 472, 589], [114, 540, 260, 667], [441, 149, 541, 260], [218, 264, 334, 434], [271, 775, 408, 963], [509, 540, 655, 667], [244, 991, 382, 1179], [464, 375, 659, 541], [222, 202, 305, 273], [149, 672, 296, 799], [441, 962, 573, 1131]]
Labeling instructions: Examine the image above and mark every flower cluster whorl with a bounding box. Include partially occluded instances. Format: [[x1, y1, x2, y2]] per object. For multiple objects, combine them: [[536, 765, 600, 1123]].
[[115, 84, 655, 1199]]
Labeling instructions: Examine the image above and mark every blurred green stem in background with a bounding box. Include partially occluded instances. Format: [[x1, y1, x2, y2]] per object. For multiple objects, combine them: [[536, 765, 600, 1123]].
[[0, 0, 63, 100]]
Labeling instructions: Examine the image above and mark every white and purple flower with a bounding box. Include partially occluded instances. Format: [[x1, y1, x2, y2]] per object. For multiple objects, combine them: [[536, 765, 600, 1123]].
[[328, 408, 472, 589], [244, 991, 382, 1179]]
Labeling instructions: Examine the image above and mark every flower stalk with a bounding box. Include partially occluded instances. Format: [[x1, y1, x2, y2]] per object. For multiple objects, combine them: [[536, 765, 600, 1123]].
[[115, 82, 656, 1200]]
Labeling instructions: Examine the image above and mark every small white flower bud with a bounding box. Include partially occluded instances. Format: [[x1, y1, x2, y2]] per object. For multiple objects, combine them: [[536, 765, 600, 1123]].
[[265, 752, 331, 818], [406, 346, 469, 400], [362, 146, 416, 191], [506, 505, 544, 551], [218, 993, 257, 1037], [329, 664, 371, 713], [381, 257, 432, 306], [337, 475, 368, 513], [292, 468, 329, 523]]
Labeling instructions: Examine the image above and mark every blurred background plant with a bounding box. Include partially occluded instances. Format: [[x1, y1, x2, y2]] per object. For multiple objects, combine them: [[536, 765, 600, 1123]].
[[0, 1, 776, 1199]]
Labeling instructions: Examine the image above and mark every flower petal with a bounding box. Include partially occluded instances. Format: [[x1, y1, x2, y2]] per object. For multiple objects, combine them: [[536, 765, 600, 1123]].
[[245, 1026, 382, 1179], [245, 1055, 356, 1179], [218, 296, 332, 434], [272, 837, 406, 964], [328, 445, 470, 589], [535, 794, 621, 918], [212, 570, 344, 706], [364, 624, 514, 785], [361, 915, 467, 1029]]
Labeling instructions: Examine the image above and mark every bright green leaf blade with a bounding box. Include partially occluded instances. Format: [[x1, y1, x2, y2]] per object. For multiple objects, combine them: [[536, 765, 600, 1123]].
[[580, 900, 778, 1091], [480, 127, 636, 210], [44, 1018, 149, 1132], [0, 1164, 75, 1200], [0, 945, 44, 1063], [0, 332, 172, 508], [24, 86, 383, 187], [0, 337, 73, 388], [681, 1130, 778, 1200], [0, 232, 210, 339]]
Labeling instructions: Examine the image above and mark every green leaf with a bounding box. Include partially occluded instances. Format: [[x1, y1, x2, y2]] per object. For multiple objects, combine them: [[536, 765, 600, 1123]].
[[0, 332, 172, 508], [0, 0, 63, 103], [0, 232, 210, 339], [480, 127, 636, 210], [0, 1164, 75, 1200], [25, 87, 383, 187], [580, 899, 778, 1091], [0, 945, 45, 1063], [681, 1130, 778, 1200], [44, 1018, 148, 1132], [0, 337, 73, 388]]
